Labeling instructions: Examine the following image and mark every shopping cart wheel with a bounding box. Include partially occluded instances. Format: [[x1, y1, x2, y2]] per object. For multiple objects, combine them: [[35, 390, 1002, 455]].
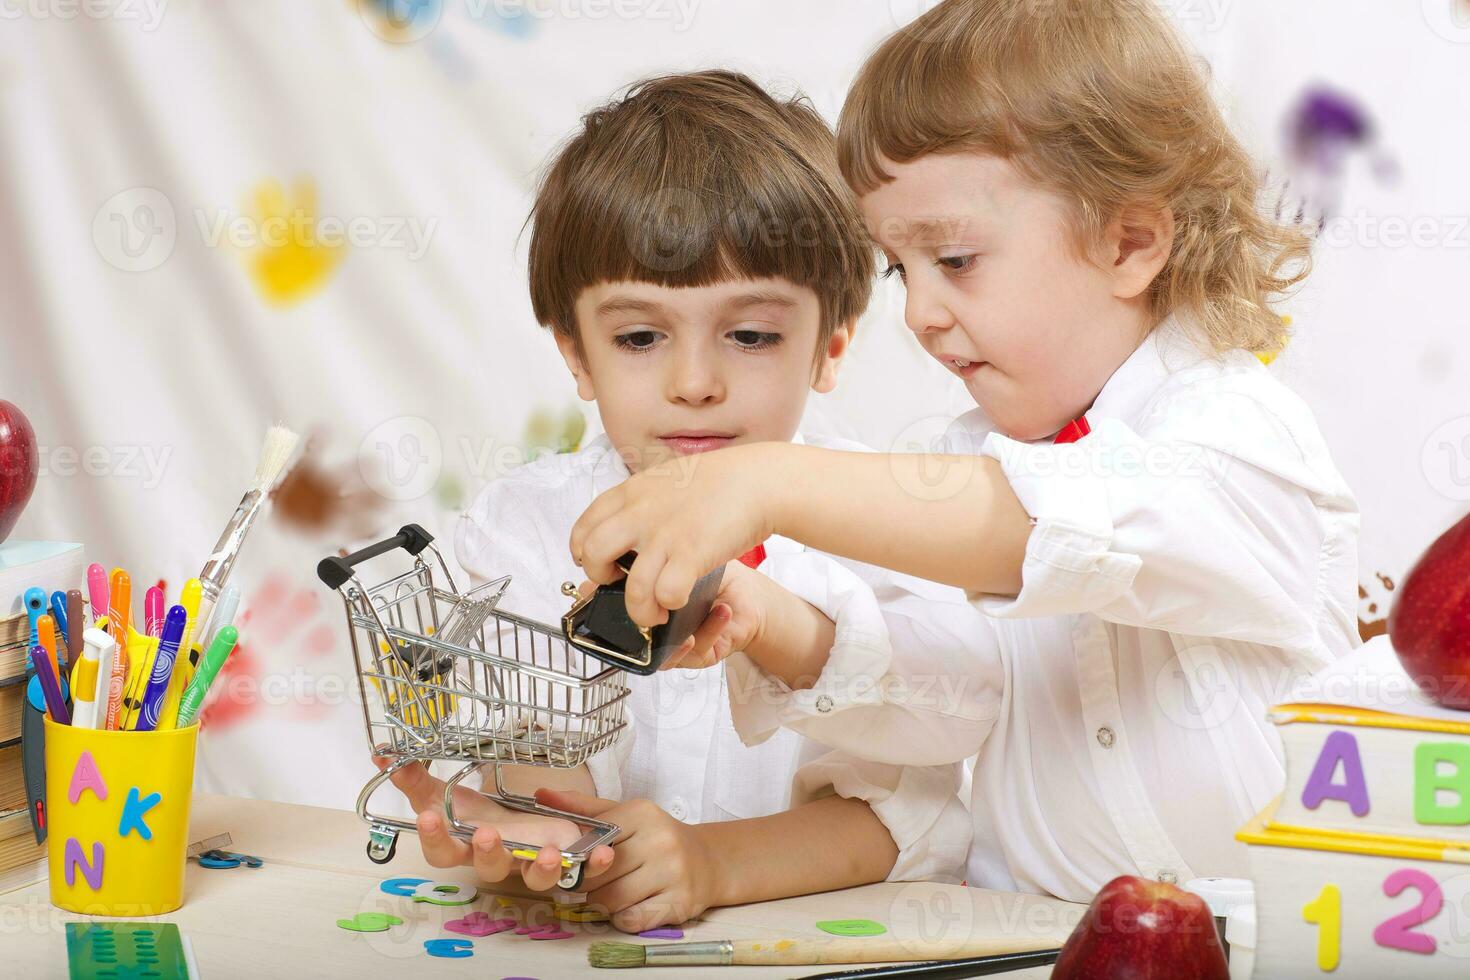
[[367, 829, 399, 865], [558, 862, 585, 892]]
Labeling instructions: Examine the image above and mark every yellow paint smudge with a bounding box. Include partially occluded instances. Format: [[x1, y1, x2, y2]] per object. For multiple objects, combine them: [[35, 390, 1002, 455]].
[[1257, 315, 1292, 366], [243, 178, 346, 306]]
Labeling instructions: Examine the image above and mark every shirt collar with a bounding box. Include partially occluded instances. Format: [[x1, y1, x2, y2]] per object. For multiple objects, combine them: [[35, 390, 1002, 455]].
[[1086, 312, 1207, 426]]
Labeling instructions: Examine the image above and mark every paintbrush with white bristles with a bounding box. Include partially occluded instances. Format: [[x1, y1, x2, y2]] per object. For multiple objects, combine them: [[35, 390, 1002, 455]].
[[191, 424, 300, 642]]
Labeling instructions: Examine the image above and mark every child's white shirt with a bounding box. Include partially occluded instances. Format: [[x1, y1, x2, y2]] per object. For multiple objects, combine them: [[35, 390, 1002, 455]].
[[726, 315, 1362, 903], [453, 431, 971, 883]]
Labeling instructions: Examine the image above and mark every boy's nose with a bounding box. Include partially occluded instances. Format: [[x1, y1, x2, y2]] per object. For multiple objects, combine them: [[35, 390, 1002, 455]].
[[903, 284, 956, 336], [667, 351, 725, 405]]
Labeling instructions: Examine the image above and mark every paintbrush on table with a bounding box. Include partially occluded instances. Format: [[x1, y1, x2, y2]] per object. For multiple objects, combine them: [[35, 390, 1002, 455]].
[[588, 935, 1061, 970]]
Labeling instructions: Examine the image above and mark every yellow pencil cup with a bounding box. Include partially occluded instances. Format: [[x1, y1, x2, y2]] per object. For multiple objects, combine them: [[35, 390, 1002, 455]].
[[44, 717, 198, 915]]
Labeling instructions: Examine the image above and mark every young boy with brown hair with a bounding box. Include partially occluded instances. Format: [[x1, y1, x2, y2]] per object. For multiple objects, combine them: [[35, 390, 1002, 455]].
[[383, 69, 983, 932]]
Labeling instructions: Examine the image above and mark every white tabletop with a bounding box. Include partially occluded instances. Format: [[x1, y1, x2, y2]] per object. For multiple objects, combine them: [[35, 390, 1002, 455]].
[[3, 794, 1082, 978]]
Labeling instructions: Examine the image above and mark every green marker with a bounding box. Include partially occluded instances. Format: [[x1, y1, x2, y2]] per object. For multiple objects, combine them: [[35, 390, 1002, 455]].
[[176, 626, 238, 727]]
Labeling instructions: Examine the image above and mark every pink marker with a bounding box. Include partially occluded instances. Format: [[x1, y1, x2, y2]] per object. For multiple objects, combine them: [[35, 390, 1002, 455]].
[[144, 586, 165, 638], [86, 564, 110, 626]]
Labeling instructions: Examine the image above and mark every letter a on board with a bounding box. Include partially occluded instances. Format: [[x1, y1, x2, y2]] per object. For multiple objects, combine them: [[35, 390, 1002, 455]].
[[1301, 730, 1370, 817]]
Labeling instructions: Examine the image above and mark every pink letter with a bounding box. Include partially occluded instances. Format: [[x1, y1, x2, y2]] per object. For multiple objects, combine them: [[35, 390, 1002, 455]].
[[67, 750, 108, 805]]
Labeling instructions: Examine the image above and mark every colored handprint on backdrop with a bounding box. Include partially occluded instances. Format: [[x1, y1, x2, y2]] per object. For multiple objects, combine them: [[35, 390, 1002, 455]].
[[243, 179, 346, 306], [199, 572, 337, 730], [1271, 86, 1398, 234], [523, 406, 586, 461]]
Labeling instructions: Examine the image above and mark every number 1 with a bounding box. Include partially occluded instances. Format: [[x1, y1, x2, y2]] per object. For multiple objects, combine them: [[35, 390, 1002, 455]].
[[1302, 884, 1341, 972]]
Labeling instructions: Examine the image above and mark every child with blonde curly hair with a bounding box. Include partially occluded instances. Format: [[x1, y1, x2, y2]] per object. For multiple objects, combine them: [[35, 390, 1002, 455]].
[[572, 0, 1361, 902]]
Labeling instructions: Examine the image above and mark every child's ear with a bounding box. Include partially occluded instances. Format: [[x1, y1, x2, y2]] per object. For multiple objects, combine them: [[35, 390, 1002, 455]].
[[1105, 205, 1175, 301], [554, 330, 598, 401], [811, 321, 855, 394]]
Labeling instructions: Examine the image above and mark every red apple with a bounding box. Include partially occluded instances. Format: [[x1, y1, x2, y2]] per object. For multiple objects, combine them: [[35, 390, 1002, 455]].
[[1052, 875, 1228, 980], [0, 400, 39, 545], [1389, 512, 1470, 710]]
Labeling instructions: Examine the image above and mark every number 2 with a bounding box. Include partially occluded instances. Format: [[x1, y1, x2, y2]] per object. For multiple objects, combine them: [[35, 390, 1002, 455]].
[[1373, 869, 1442, 955], [1302, 884, 1341, 971]]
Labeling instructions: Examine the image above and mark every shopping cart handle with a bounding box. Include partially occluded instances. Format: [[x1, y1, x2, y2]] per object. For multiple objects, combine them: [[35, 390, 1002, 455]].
[[317, 524, 435, 590]]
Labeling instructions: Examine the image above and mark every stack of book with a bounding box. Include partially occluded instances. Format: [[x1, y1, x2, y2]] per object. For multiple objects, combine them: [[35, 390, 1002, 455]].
[[1238, 636, 1470, 978], [0, 539, 86, 893]]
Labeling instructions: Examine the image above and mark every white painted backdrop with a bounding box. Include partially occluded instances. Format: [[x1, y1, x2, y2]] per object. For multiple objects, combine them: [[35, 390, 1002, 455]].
[[0, 0, 1466, 814]]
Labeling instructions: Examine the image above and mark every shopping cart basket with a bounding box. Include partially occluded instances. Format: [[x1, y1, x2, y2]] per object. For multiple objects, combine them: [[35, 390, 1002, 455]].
[[317, 524, 630, 890]]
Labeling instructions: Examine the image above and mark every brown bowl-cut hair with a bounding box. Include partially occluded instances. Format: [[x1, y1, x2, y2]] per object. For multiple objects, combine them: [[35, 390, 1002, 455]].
[[528, 70, 875, 357], [839, 0, 1311, 357]]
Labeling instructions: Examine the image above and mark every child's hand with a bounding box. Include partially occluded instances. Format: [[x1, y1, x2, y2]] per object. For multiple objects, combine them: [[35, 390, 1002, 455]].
[[534, 789, 721, 933], [572, 559, 767, 672], [570, 443, 787, 628], [662, 560, 767, 670], [373, 756, 614, 891]]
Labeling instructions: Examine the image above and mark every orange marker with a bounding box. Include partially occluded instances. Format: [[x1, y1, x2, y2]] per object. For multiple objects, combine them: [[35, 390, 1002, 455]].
[[35, 614, 61, 691], [105, 568, 132, 729]]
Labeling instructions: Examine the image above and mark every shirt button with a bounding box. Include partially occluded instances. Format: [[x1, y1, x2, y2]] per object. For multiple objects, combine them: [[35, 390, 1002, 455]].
[[815, 695, 834, 714], [1096, 727, 1116, 749], [667, 798, 688, 821], [1157, 871, 1178, 885]]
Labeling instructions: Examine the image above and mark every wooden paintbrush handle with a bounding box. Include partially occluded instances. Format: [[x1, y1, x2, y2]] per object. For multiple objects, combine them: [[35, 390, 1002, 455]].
[[730, 935, 1061, 966]]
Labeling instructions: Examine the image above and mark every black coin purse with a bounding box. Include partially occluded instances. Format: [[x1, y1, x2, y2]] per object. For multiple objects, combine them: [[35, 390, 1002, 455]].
[[561, 552, 725, 675]]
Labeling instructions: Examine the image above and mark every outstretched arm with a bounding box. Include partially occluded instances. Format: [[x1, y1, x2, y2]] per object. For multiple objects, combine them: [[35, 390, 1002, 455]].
[[570, 442, 1031, 627]]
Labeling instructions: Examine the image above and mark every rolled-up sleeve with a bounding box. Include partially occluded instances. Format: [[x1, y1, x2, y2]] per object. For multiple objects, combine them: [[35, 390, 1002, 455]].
[[792, 751, 970, 884], [724, 552, 1002, 767], [973, 405, 1350, 671]]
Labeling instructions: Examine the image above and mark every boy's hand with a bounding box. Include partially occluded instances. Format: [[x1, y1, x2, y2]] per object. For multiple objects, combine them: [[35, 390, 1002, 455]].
[[570, 442, 789, 628], [535, 789, 722, 933], [662, 560, 767, 670], [373, 756, 614, 891]]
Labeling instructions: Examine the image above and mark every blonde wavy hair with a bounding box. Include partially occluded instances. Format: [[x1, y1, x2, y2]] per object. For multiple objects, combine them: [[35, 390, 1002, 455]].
[[838, 0, 1310, 355]]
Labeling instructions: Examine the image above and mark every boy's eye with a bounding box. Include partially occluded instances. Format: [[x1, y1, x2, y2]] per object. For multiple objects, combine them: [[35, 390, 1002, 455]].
[[882, 263, 907, 283], [613, 330, 661, 351], [729, 329, 782, 350], [936, 255, 976, 274]]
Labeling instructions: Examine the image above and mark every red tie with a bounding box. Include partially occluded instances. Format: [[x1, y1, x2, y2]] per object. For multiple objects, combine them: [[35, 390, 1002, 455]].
[[1053, 416, 1091, 444], [738, 543, 767, 569]]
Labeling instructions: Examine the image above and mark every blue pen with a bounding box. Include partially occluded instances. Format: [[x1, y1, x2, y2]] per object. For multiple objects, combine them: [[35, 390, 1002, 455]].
[[50, 591, 70, 667], [135, 605, 187, 732], [23, 588, 46, 650]]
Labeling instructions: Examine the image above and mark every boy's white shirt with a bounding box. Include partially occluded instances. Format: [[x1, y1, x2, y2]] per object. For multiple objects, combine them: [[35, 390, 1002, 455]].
[[454, 431, 973, 883], [726, 314, 1362, 903]]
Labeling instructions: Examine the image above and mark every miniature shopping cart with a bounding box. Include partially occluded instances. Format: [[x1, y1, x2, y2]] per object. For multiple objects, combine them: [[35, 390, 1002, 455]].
[[316, 524, 630, 890]]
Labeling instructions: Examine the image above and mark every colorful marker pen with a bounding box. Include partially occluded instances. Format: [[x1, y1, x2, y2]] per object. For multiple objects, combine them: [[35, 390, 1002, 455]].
[[144, 585, 165, 638], [65, 590, 85, 666], [136, 606, 186, 732], [86, 564, 110, 627], [30, 645, 69, 725], [35, 615, 60, 694], [176, 626, 238, 728], [104, 569, 132, 730], [50, 591, 69, 662], [156, 579, 203, 731]]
